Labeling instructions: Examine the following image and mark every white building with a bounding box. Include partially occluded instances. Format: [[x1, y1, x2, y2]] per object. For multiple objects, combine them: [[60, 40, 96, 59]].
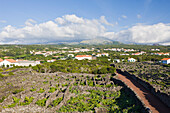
[[16, 60, 40, 66], [161, 58, 170, 64], [113, 59, 120, 63], [0, 59, 18, 67], [128, 58, 136, 62], [0, 59, 41, 67], [96, 53, 109, 57], [75, 55, 92, 60], [47, 59, 56, 63], [68, 54, 74, 57]]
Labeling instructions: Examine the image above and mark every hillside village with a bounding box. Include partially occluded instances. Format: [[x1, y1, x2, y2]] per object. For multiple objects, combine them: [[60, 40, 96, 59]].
[[0, 45, 169, 68], [0, 44, 169, 113]]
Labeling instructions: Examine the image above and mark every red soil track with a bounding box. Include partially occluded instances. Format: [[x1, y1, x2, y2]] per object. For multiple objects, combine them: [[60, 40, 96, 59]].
[[116, 72, 170, 113]]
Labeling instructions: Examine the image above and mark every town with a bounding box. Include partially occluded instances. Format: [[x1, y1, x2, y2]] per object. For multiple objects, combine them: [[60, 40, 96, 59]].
[[0, 45, 169, 68]]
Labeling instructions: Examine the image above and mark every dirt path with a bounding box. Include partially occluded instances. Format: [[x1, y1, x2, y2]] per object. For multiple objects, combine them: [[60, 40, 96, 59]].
[[116, 72, 170, 113]]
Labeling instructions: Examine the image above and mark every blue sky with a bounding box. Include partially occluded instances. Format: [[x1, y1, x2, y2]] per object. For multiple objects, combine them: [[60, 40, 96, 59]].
[[0, 0, 170, 44]]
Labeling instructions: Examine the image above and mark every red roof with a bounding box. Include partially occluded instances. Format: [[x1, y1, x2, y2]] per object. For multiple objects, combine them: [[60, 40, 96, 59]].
[[5, 59, 17, 63], [0, 58, 3, 62], [161, 58, 170, 61], [75, 55, 92, 57]]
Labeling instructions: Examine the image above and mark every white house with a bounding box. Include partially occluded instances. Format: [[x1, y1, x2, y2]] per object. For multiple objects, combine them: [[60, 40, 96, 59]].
[[0, 59, 18, 67], [47, 59, 56, 63], [96, 53, 109, 57], [113, 59, 120, 63], [68, 54, 74, 57], [0, 59, 41, 67], [128, 58, 136, 62], [16, 60, 40, 66], [161, 58, 170, 64], [75, 55, 92, 60], [102, 53, 109, 57]]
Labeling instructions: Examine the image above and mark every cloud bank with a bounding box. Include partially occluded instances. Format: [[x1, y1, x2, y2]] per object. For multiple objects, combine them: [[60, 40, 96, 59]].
[[0, 14, 170, 45]]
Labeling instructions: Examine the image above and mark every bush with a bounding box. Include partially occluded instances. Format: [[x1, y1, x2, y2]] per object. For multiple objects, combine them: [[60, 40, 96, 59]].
[[12, 88, 24, 94], [37, 88, 45, 93], [48, 87, 57, 93], [0, 73, 5, 77], [19, 96, 34, 105], [30, 88, 36, 92], [62, 83, 68, 87], [0, 96, 6, 103], [9, 72, 14, 76], [36, 98, 47, 106], [51, 97, 63, 107], [7, 97, 20, 108]]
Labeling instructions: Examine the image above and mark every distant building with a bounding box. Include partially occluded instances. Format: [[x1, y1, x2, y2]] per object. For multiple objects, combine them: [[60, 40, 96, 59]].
[[79, 49, 90, 52], [152, 52, 169, 55], [132, 51, 146, 55], [47, 59, 56, 63], [68, 54, 74, 57], [96, 53, 109, 57], [128, 58, 136, 62], [0, 58, 3, 62], [120, 53, 129, 56], [161, 58, 170, 64], [0, 59, 40, 67], [0, 59, 17, 67], [16, 60, 40, 66], [75, 55, 92, 60], [113, 59, 120, 63], [151, 49, 160, 51]]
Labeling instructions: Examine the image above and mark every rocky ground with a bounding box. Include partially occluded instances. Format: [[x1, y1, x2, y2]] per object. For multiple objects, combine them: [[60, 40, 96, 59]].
[[0, 68, 146, 112]]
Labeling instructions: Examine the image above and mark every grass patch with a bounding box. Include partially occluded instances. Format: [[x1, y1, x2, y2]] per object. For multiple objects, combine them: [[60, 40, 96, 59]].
[[7, 97, 20, 108], [12, 88, 24, 94], [36, 98, 47, 106], [37, 88, 45, 93], [0, 96, 6, 103], [48, 87, 57, 93], [30, 88, 36, 92], [19, 96, 34, 106]]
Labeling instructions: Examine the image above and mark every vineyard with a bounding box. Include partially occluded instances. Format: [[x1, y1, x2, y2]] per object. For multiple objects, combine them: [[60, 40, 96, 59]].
[[116, 62, 170, 95], [0, 68, 146, 112]]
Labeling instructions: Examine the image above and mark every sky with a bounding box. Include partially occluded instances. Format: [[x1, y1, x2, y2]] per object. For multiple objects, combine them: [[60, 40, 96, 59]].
[[0, 0, 170, 45]]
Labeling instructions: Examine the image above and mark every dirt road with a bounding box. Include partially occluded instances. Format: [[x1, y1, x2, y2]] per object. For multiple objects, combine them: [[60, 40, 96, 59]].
[[116, 72, 170, 113]]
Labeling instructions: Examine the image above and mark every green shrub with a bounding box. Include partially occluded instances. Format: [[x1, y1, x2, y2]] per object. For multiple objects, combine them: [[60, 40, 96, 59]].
[[0, 73, 5, 77], [0, 96, 6, 103], [9, 72, 14, 76], [62, 83, 68, 87], [30, 88, 36, 92], [51, 97, 63, 107], [43, 81, 48, 84], [48, 87, 57, 93], [12, 88, 24, 94], [7, 97, 20, 108], [19, 96, 34, 105], [37, 88, 45, 93], [36, 98, 47, 106]]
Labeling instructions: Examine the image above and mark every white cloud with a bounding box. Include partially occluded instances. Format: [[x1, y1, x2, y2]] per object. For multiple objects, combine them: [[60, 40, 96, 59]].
[[0, 15, 169, 45], [121, 15, 127, 19], [137, 14, 142, 19], [100, 16, 114, 26], [55, 17, 65, 25], [0, 15, 110, 44], [112, 23, 170, 44], [25, 19, 36, 26], [0, 20, 7, 23], [64, 14, 84, 24]]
